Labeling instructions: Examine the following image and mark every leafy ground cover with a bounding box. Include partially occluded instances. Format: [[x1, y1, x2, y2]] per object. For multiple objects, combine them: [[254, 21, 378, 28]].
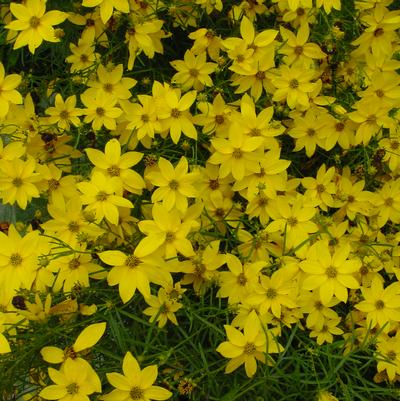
[[1, 0, 400, 400]]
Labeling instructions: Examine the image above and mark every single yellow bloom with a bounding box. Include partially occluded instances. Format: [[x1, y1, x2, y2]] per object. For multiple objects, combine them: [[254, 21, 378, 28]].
[[82, 0, 130, 24], [5, 0, 66, 54], [102, 352, 172, 401], [0, 62, 22, 119]]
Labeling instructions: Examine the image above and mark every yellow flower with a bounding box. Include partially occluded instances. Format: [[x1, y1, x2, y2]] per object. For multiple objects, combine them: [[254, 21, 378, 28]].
[[0, 62, 22, 119], [124, 17, 167, 70], [375, 333, 400, 381], [41, 196, 104, 247], [102, 351, 172, 401], [248, 267, 298, 318], [39, 358, 100, 400], [45, 94, 82, 130], [85, 138, 145, 195], [65, 30, 100, 72], [208, 123, 264, 181], [0, 225, 41, 298], [352, 5, 400, 60], [81, 89, 123, 131], [217, 254, 265, 305], [0, 156, 41, 209], [279, 24, 326, 67], [188, 28, 222, 61], [300, 241, 360, 305], [5, 0, 66, 54], [265, 197, 318, 251], [156, 85, 197, 144], [41, 322, 106, 364], [171, 49, 217, 91], [86, 64, 137, 102], [77, 171, 133, 225], [82, 0, 130, 24], [355, 277, 400, 332], [48, 247, 105, 293], [318, 390, 340, 401], [271, 65, 319, 109], [136, 203, 196, 259], [98, 249, 170, 303], [143, 287, 183, 327], [216, 311, 282, 377], [316, 0, 341, 13], [146, 156, 199, 213], [309, 315, 343, 345], [122, 95, 162, 140], [348, 98, 393, 146]]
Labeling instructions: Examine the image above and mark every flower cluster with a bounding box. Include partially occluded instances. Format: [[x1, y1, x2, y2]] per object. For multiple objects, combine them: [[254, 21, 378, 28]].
[[1, 0, 400, 400]]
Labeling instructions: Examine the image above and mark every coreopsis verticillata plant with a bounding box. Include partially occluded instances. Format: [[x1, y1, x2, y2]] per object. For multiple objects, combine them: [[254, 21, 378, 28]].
[[81, 90, 123, 131], [41, 196, 104, 247], [98, 249, 170, 303], [121, 95, 162, 141], [264, 197, 318, 251], [47, 247, 106, 293], [102, 352, 172, 401], [375, 333, 400, 381], [146, 156, 199, 213], [85, 64, 137, 102], [355, 277, 400, 333], [217, 254, 265, 305], [124, 17, 167, 70], [217, 310, 282, 377], [0, 62, 22, 119], [5, 0, 66, 54], [208, 122, 264, 181], [41, 322, 106, 364], [171, 49, 217, 91], [65, 30, 101, 72], [155, 84, 198, 144], [85, 138, 145, 195], [0, 225, 41, 298], [0, 156, 41, 209], [135, 203, 196, 259], [300, 241, 361, 305], [39, 358, 101, 401], [271, 65, 319, 110], [248, 267, 298, 318], [45, 94, 82, 130], [278, 24, 326, 68], [143, 287, 183, 327], [194, 93, 234, 136], [81, 0, 130, 24], [352, 5, 400, 60], [76, 171, 133, 225]]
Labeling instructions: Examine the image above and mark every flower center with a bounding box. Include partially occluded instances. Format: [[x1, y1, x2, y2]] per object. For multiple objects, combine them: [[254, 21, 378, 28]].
[[294, 46, 303, 55], [48, 179, 60, 191], [266, 288, 277, 299], [66, 383, 79, 395], [232, 149, 242, 159], [10, 253, 23, 267], [69, 258, 81, 270], [29, 16, 40, 28], [166, 232, 175, 242], [96, 191, 108, 201], [169, 179, 179, 190], [189, 68, 199, 78], [326, 266, 337, 279], [96, 107, 105, 117], [12, 177, 23, 187], [208, 179, 219, 190], [103, 83, 113, 93], [289, 79, 299, 89], [68, 221, 80, 233], [59, 110, 70, 120], [107, 165, 120, 177], [171, 108, 181, 118], [375, 300, 385, 310], [236, 273, 247, 286], [130, 386, 144, 400], [141, 114, 150, 123], [244, 342, 256, 355], [126, 255, 141, 268]]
